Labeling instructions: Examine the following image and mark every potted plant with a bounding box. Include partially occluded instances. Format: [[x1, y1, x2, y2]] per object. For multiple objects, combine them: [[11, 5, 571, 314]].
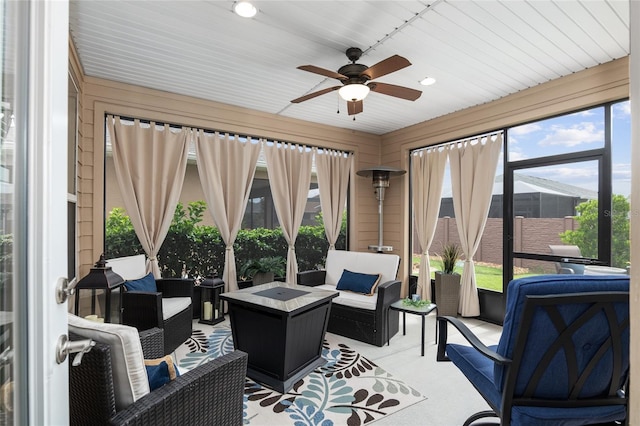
[[239, 256, 286, 286], [434, 243, 462, 317]]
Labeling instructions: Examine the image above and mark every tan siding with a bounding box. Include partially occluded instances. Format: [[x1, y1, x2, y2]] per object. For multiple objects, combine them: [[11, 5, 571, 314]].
[[69, 38, 95, 277], [77, 70, 384, 271]]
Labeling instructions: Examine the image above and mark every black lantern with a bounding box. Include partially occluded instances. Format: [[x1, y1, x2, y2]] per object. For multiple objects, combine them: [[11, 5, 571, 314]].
[[199, 276, 225, 325], [74, 254, 125, 323]]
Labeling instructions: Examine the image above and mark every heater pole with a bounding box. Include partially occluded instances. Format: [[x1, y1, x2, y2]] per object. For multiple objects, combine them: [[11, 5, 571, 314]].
[[356, 166, 405, 253]]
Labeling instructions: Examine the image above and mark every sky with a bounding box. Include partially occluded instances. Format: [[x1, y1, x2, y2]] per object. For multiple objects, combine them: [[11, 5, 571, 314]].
[[439, 100, 631, 199], [506, 100, 631, 197]]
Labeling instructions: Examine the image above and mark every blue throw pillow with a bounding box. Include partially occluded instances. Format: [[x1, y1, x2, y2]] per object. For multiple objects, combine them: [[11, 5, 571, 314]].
[[145, 361, 170, 391], [124, 272, 157, 292], [144, 355, 179, 391], [336, 269, 381, 296]]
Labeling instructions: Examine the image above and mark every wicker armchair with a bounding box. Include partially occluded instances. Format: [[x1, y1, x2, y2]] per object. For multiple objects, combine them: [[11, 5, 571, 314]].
[[69, 327, 248, 426], [122, 278, 194, 355], [106, 255, 195, 355]]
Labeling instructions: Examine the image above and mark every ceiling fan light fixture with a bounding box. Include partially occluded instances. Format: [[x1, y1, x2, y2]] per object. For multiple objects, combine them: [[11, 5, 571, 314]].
[[338, 84, 370, 102], [420, 76, 436, 86], [234, 1, 257, 18]]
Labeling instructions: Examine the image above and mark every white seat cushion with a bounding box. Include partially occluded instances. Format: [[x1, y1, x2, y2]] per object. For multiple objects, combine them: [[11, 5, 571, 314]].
[[162, 297, 191, 320], [68, 313, 150, 411], [316, 284, 377, 310], [107, 254, 147, 280], [324, 251, 400, 290]]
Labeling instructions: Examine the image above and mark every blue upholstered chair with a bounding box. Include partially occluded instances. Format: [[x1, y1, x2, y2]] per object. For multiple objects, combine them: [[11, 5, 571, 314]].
[[437, 275, 629, 426]]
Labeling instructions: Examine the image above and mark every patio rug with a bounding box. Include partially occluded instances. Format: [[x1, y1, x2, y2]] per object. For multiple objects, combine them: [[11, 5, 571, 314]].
[[174, 323, 425, 425]]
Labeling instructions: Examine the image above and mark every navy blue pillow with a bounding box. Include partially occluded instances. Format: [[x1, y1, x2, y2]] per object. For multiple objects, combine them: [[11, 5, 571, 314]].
[[145, 361, 170, 391], [124, 272, 157, 292], [144, 355, 180, 391], [336, 269, 381, 296]]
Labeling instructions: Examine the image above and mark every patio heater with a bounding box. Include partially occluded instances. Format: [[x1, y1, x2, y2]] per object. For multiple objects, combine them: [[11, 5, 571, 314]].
[[356, 166, 406, 253]]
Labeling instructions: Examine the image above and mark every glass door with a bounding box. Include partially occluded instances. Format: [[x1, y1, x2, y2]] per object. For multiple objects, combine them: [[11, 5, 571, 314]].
[[1, 1, 71, 423]]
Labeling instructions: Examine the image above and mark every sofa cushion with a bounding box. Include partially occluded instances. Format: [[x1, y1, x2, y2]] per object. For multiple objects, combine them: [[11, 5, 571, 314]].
[[336, 269, 381, 295], [107, 254, 147, 280], [68, 313, 150, 411], [324, 251, 399, 289], [162, 297, 192, 320], [124, 272, 157, 292], [316, 284, 377, 310]]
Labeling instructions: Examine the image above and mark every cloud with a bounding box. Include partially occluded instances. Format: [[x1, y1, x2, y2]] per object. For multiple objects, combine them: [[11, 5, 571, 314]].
[[612, 163, 631, 180], [573, 109, 596, 117], [510, 123, 541, 136], [508, 150, 528, 161], [538, 122, 603, 147], [549, 166, 598, 179], [613, 101, 631, 118]]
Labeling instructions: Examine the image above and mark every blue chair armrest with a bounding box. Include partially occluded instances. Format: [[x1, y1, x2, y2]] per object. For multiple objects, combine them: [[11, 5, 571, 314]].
[[436, 315, 510, 365]]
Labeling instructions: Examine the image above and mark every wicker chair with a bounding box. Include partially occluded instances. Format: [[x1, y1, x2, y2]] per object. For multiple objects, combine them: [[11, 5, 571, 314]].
[[69, 327, 248, 426], [122, 277, 194, 355], [107, 255, 195, 355]]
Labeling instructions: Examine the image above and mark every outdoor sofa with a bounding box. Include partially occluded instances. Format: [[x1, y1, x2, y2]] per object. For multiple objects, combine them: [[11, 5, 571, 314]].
[[297, 250, 401, 347]]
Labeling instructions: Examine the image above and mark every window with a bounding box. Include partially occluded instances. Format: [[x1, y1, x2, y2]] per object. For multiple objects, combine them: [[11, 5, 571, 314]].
[[104, 118, 348, 278], [67, 74, 79, 282], [409, 101, 631, 298]]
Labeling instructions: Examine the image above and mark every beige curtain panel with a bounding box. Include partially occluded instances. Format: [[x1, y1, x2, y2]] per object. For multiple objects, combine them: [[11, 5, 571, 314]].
[[411, 146, 448, 300], [449, 133, 502, 316], [195, 131, 261, 292], [314, 148, 352, 250], [264, 142, 313, 284], [107, 115, 189, 278]]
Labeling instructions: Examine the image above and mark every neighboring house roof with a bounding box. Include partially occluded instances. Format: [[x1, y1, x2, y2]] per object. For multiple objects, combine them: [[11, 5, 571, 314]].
[[441, 173, 598, 200]]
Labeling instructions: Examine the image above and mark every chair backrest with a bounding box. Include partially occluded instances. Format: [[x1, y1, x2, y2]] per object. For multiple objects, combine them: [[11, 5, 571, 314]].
[[324, 250, 400, 287], [495, 275, 629, 414], [548, 245, 582, 258], [548, 244, 584, 274], [107, 254, 147, 280]]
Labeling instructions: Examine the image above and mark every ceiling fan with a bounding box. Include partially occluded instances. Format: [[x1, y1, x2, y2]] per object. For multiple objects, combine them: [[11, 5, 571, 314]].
[[291, 47, 422, 116]]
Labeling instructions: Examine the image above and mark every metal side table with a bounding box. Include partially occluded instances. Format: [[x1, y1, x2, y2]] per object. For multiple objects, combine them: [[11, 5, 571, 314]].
[[388, 300, 437, 356]]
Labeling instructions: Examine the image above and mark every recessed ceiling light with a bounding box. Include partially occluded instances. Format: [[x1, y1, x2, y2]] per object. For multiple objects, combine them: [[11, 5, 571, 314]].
[[420, 77, 436, 86], [234, 1, 257, 18]]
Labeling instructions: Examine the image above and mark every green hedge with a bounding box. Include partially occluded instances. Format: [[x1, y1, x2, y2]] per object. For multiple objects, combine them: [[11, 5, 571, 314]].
[[105, 201, 346, 279]]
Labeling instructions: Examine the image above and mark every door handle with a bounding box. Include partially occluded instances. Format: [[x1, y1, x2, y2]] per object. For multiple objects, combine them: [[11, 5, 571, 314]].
[[55, 335, 95, 366], [55, 277, 79, 304]]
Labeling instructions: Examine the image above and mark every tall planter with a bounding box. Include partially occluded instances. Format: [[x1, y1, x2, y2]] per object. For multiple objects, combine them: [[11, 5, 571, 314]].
[[435, 271, 461, 317]]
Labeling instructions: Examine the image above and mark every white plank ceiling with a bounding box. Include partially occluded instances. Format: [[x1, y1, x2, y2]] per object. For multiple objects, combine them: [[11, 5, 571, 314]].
[[69, 0, 630, 135]]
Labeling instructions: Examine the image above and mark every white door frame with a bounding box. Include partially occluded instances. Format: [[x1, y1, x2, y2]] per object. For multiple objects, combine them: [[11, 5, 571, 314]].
[[11, 0, 70, 424]]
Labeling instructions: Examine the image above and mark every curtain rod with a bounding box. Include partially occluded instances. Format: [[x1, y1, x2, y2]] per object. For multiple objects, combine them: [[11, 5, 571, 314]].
[[410, 129, 504, 154], [106, 113, 353, 154]]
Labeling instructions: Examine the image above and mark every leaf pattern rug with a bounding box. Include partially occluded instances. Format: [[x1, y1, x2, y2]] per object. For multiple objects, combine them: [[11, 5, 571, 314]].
[[175, 323, 426, 426]]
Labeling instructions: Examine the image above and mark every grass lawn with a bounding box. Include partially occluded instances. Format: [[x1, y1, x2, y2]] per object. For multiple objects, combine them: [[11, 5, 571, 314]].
[[413, 255, 536, 293]]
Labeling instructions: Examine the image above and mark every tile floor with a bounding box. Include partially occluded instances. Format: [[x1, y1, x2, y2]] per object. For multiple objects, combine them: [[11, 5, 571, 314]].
[[338, 312, 503, 426], [203, 311, 503, 425]]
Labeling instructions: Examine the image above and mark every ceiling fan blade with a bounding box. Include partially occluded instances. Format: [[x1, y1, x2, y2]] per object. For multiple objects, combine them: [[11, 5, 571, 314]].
[[297, 65, 348, 81], [361, 55, 411, 80], [347, 100, 363, 115], [369, 82, 422, 101], [291, 86, 341, 103]]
